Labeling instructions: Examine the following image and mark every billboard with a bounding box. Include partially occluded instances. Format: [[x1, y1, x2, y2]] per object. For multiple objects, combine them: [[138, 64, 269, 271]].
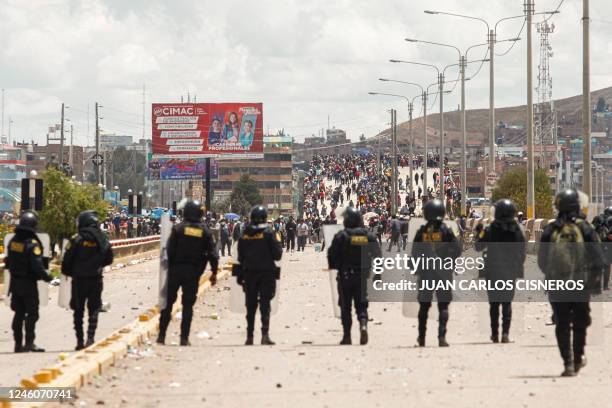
[[147, 155, 219, 181], [152, 103, 263, 158]]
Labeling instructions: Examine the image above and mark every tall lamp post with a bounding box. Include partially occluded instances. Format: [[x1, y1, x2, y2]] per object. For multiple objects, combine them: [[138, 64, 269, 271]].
[[424, 8, 558, 201]]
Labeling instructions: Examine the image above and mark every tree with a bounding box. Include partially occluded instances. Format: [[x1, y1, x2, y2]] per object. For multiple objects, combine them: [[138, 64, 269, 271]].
[[596, 97, 606, 113], [39, 168, 108, 255], [491, 167, 554, 219], [230, 175, 262, 215], [111, 146, 146, 196]]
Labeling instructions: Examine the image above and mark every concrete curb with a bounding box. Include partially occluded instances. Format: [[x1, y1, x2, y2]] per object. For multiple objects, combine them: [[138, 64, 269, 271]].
[[2, 262, 232, 408]]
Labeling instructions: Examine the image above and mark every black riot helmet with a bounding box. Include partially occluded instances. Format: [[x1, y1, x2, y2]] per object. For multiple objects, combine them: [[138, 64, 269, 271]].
[[592, 215, 603, 227], [77, 210, 99, 229], [604, 206, 612, 217], [343, 206, 363, 228], [423, 199, 445, 222], [554, 188, 580, 214], [18, 210, 38, 229], [494, 199, 517, 222], [183, 200, 204, 222], [250, 205, 267, 225]]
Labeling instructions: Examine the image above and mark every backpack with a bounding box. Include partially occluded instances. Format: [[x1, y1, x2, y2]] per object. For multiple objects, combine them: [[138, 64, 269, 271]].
[[546, 220, 587, 282]]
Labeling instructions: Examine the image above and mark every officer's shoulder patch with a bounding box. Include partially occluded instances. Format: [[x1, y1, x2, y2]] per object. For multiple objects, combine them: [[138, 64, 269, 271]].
[[184, 226, 203, 238], [32, 244, 42, 256], [10, 241, 24, 253], [350, 235, 368, 245], [423, 231, 442, 242], [243, 232, 264, 240]]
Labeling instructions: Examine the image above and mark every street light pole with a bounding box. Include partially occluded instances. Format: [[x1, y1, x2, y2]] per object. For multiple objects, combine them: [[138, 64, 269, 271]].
[[438, 73, 445, 199], [408, 102, 414, 194], [489, 29, 496, 173], [582, 0, 592, 199], [525, 0, 536, 219], [460, 55, 467, 216]]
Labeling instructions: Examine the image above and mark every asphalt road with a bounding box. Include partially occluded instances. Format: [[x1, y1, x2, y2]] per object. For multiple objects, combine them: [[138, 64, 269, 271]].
[[73, 245, 612, 408]]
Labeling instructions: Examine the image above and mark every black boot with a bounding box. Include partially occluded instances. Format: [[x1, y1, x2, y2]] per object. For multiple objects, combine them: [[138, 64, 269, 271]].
[[573, 327, 587, 373], [24, 343, 45, 352], [359, 319, 368, 345], [340, 333, 351, 345], [416, 336, 425, 347], [501, 333, 511, 344], [156, 332, 166, 345], [14, 343, 25, 353], [561, 361, 576, 377], [180, 337, 191, 346], [491, 333, 499, 343], [75, 339, 85, 351], [438, 306, 449, 347], [245, 335, 254, 345], [261, 334, 275, 345], [574, 355, 587, 373], [85, 337, 95, 347]]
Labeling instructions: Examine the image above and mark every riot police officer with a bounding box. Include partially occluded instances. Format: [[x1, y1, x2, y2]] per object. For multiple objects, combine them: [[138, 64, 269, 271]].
[[157, 200, 218, 346], [538, 189, 605, 376], [236, 205, 282, 345], [474, 199, 526, 343], [5, 211, 51, 352], [62, 211, 114, 350], [412, 199, 461, 347], [327, 207, 380, 345]]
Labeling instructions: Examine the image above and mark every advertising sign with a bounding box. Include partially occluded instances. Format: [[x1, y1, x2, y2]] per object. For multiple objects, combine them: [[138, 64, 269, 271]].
[[152, 103, 263, 158], [147, 154, 219, 181]]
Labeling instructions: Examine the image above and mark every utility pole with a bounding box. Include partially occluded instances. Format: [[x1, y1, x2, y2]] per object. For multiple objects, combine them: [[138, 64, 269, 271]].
[[525, 0, 536, 219], [69, 124, 73, 170], [60, 103, 65, 166], [460, 55, 467, 216], [582, 0, 592, 199], [95, 102, 100, 184], [1, 88, 4, 143], [408, 102, 414, 193], [8, 116, 13, 145], [439, 73, 445, 198], [489, 29, 496, 174], [391, 109, 398, 215], [422, 91, 428, 197]]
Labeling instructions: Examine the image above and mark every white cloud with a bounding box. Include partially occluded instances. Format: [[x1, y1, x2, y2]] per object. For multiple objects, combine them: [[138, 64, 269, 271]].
[[0, 0, 610, 145]]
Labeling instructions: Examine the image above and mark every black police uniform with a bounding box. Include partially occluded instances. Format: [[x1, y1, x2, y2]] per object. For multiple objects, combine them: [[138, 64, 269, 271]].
[[237, 224, 282, 344], [412, 221, 461, 347], [538, 209, 605, 376], [62, 218, 114, 349], [327, 226, 380, 344], [6, 226, 51, 352], [474, 218, 526, 343], [159, 220, 218, 345]]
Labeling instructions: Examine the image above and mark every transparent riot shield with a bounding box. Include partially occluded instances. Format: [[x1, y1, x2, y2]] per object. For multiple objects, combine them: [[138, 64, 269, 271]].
[[158, 214, 171, 310], [2, 268, 9, 306], [3, 233, 50, 306], [323, 224, 343, 318], [58, 239, 71, 309], [228, 275, 279, 315]]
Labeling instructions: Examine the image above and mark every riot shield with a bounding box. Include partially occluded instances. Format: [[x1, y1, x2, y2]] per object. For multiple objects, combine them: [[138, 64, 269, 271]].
[[2, 269, 9, 306], [322, 224, 343, 318], [58, 239, 71, 309], [3, 233, 50, 306], [228, 275, 279, 315], [158, 214, 171, 310]]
